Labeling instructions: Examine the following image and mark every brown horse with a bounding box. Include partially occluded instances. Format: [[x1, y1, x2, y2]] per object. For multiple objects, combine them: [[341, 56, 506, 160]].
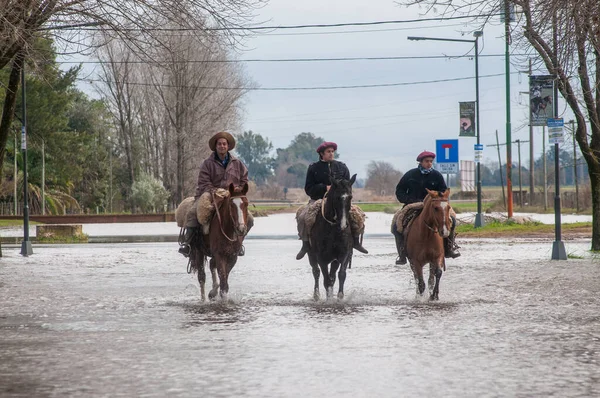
[[405, 188, 452, 300], [184, 183, 249, 301]]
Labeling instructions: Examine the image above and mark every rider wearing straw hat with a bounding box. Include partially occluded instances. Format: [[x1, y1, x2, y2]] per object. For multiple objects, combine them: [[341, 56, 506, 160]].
[[393, 150, 460, 264], [178, 132, 250, 257]]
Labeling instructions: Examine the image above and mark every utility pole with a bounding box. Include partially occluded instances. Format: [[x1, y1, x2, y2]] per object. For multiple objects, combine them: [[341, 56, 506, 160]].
[[492, 130, 506, 208], [542, 126, 548, 210], [516, 139, 524, 207], [490, 139, 529, 208], [14, 133, 17, 215], [42, 140, 45, 215], [528, 59, 535, 206], [504, 0, 514, 218]]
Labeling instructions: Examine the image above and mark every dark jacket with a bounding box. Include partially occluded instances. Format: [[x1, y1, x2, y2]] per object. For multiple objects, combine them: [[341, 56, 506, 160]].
[[305, 160, 350, 200], [194, 152, 248, 198], [395, 167, 447, 204]]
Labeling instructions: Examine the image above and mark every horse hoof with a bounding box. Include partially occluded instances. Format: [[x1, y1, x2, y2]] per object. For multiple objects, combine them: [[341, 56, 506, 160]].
[[429, 294, 439, 301], [313, 290, 320, 301], [337, 292, 344, 300], [326, 287, 333, 299], [208, 290, 218, 300]]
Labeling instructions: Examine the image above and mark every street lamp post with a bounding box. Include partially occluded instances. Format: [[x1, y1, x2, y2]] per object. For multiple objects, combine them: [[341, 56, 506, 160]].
[[20, 61, 33, 256], [408, 32, 485, 228]]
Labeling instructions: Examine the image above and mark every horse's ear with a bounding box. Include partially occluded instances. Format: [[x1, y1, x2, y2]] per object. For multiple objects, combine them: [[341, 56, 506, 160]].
[[443, 188, 450, 199], [350, 174, 357, 186], [425, 188, 434, 196], [241, 183, 249, 195], [228, 183, 235, 195]]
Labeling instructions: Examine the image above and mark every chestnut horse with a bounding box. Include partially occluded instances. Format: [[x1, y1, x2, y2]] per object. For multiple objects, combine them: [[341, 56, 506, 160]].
[[307, 174, 356, 300], [186, 183, 249, 300], [405, 188, 452, 300]]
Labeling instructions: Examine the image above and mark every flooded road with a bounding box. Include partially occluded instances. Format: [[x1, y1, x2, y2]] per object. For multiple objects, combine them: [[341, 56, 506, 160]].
[[1, 237, 599, 397]]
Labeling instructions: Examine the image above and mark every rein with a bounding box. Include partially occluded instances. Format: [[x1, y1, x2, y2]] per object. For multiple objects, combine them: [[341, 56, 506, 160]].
[[212, 191, 246, 242], [320, 191, 336, 225]]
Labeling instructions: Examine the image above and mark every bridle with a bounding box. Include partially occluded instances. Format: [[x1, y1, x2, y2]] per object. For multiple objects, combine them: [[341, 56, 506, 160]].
[[423, 197, 449, 236], [212, 191, 247, 242]]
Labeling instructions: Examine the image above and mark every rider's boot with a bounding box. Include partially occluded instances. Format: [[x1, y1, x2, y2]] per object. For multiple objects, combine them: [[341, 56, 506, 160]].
[[178, 228, 194, 257], [444, 232, 461, 259], [296, 240, 310, 260], [353, 234, 368, 254], [395, 232, 407, 265]]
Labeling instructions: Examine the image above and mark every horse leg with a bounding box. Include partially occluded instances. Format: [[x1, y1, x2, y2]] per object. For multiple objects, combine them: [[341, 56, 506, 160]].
[[208, 258, 219, 300], [428, 263, 435, 297], [308, 251, 320, 301], [319, 262, 333, 300], [337, 259, 348, 300], [411, 262, 426, 296], [195, 250, 206, 302], [430, 265, 443, 301], [215, 255, 229, 299]]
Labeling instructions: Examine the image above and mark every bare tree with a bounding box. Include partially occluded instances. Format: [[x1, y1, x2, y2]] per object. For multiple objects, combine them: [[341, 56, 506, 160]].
[[0, 0, 264, 187], [365, 161, 403, 196], [94, 24, 250, 207], [399, 0, 600, 249]]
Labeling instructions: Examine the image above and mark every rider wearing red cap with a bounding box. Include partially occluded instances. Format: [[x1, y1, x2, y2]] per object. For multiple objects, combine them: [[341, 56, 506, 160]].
[[295, 141, 368, 260], [393, 150, 460, 264]]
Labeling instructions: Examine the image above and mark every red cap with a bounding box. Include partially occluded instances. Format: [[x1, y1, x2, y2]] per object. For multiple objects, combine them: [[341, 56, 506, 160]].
[[316, 141, 338, 153], [416, 151, 436, 161]]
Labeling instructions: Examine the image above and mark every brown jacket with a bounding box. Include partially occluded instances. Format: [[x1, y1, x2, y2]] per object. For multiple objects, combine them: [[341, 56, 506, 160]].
[[194, 152, 248, 198]]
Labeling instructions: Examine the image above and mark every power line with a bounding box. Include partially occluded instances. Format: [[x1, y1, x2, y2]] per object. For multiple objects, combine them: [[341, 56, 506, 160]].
[[62, 14, 499, 32], [261, 23, 468, 36], [83, 72, 515, 91], [58, 53, 518, 65]]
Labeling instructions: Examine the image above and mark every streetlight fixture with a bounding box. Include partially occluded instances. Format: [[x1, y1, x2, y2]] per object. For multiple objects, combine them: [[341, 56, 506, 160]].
[[408, 31, 485, 228]]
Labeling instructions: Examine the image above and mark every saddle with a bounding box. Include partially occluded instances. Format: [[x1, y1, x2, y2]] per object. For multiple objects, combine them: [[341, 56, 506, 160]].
[[392, 202, 424, 236]]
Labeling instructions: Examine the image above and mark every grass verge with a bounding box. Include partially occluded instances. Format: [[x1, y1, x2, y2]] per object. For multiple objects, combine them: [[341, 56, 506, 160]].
[[457, 221, 591, 238]]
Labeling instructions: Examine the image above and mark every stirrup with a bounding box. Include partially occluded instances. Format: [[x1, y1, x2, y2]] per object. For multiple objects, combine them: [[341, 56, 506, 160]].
[[238, 245, 245, 256], [178, 244, 191, 258]]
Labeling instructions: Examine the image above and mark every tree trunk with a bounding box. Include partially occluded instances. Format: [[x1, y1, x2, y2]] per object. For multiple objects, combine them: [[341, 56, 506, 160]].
[[0, 53, 23, 180], [590, 165, 600, 251]]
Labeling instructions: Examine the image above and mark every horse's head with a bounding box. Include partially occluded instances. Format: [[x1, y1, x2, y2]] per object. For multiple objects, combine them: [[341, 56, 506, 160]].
[[227, 183, 249, 236], [327, 173, 356, 230], [423, 188, 452, 238]]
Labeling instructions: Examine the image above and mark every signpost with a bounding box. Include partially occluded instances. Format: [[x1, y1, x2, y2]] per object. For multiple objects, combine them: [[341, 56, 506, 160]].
[[547, 117, 567, 260]]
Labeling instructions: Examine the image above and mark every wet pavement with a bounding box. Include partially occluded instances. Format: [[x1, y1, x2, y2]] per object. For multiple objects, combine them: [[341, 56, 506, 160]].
[[1, 215, 599, 397]]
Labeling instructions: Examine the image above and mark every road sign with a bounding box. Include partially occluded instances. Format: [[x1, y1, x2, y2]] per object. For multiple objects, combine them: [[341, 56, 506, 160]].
[[436, 139, 459, 174], [436, 139, 459, 163], [474, 144, 483, 163], [437, 163, 458, 173], [547, 118, 564, 144]]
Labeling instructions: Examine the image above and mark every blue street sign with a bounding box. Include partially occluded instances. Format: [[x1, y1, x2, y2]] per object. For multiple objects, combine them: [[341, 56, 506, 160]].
[[436, 139, 459, 163], [547, 118, 564, 128]]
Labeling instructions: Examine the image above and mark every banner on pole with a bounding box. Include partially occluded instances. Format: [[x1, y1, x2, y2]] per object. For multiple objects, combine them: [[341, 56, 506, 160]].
[[530, 75, 555, 126], [459, 101, 476, 137]]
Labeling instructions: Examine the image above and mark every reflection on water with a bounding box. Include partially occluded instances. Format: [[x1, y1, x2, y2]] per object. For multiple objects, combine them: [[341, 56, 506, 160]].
[[1, 240, 599, 397]]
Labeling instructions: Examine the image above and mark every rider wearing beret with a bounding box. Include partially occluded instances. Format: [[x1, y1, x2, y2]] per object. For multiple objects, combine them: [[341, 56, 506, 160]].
[[296, 141, 368, 260], [393, 151, 460, 264]]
